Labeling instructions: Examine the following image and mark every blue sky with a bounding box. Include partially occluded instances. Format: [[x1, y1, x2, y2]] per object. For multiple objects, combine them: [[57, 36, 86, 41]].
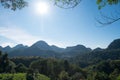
[[0, 0, 120, 49]]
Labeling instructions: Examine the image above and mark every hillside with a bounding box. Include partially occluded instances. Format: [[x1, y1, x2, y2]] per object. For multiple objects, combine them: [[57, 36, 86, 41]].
[[70, 39, 120, 68]]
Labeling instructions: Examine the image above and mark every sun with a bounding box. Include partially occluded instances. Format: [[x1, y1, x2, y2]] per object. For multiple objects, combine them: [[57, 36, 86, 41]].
[[34, 2, 49, 15]]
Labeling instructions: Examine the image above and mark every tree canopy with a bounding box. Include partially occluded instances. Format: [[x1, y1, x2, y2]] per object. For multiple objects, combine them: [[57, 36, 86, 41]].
[[97, 0, 120, 9], [0, 0, 27, 11], [96, 0, 120, 25]]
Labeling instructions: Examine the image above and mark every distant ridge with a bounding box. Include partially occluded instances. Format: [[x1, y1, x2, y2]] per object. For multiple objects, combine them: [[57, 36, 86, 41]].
[[0, 40, 91, 58], [1, 39, 120, 58]]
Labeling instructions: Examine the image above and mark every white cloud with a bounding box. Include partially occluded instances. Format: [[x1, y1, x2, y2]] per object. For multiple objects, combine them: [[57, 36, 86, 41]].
[[1, 42, 15, 47], [0, 26, 40, 46]]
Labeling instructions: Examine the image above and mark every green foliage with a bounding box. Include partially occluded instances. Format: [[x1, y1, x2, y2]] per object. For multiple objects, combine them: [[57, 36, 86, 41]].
[[0, 73, 50, 80], [54, 0, 81, 9], [15, 63, 27, 73], [71, 72, 84, 80], [30, 58, 64, 80], [86, 60, 120, 80], [70, 49, 120, 68], [1, 0, 27, 11], [117, 75, 120, 80], [109, 69, 120, 80], [59, 71, 70, 80], [30, 58, 86, 80], [96, 0, 120, 9], [11, 56, 42, 67], [0, 73, 25, 80], [93, 72, 109, 80], [26, 68, 35, 80], [0, 52, 16, 73]]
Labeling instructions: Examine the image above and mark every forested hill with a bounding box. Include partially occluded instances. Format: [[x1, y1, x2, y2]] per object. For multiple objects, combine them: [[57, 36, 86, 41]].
[[70, 39, 120, 68]]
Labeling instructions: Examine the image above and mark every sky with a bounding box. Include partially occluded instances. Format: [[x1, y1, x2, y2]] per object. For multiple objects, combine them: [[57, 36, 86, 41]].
[[0, 0, 120, 49]]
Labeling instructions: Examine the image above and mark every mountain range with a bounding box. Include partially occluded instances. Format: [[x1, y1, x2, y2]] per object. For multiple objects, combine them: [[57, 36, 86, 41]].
[[0, 39, 120, 58], [0, 40, 92, 57]]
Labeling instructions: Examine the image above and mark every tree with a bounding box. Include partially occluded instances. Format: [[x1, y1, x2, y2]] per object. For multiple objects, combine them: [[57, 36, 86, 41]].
[[71, 72, 85, 80], [96, 0, 120, 25], [97, 0, 120, 9], [64, 60, 70, 72], [92, 72, 109, 80], [26, 68, 35, 80], [0, 53, 9, 73], [0, 51, 16, 73], [0, 0, 27, 11], [59, 71, 70, 80], [15, 63, 27, 73], [53, 0, 81, 9], [109, 69, 120, 80]]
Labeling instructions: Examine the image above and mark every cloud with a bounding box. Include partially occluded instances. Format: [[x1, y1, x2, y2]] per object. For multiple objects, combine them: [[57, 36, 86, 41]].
[[0, 26, 40, 46], [1, 42, 15, 47]]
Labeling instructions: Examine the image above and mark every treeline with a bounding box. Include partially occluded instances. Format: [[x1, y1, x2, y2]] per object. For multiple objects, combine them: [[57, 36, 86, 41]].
[[0, 51, 86, 80], [86, 60, 120, 80], [70, 49, 120, 68]]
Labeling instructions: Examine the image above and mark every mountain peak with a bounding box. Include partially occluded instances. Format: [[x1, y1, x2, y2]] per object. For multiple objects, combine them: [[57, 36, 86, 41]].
[[15, 44, 24, 47], [108, 39, 120, 50], [93, 47, 104, 52], [2, 46, 11, 52], [65, 44, 91, 52], [13, 44, 27, 50], [4, 46, 11, 49], [75, 45, 86, 48], [32, 40, 49, 46], [31, 40, 51, 50]]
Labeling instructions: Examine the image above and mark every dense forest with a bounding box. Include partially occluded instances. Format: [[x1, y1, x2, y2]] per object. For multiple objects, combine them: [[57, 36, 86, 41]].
[[0, 39, 120, 80]]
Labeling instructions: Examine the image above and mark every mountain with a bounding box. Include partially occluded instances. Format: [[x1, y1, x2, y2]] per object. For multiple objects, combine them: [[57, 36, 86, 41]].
[[8, 41, 60, 57], [31, 41, 52, 50], [70, 39, 120, 68], [93, 47, 104, 52], [8, 46, 59, 58], [2, 46, 11, 52], [65, 45, 91, 52], [0, 46, 2, 51], [12, 44, 28, 50], [1, 41, 91, 58], [61, 45, 92, 58], [107, 39, 120, 50], [51, 45, 65, 53]]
